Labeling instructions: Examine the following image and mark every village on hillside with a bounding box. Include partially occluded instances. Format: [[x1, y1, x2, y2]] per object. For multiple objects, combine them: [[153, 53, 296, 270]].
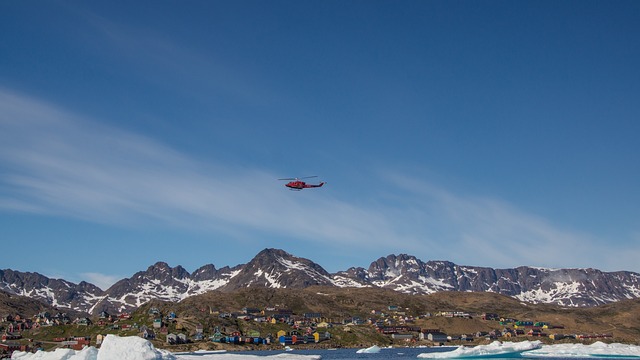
[[1, 301, 615, 357]]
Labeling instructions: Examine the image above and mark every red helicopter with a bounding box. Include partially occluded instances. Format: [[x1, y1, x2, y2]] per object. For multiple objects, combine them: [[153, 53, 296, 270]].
[[278, 176, 326, 191]]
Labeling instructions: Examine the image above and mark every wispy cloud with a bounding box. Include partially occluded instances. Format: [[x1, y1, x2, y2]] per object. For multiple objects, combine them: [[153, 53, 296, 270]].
[[0, 89, 397, 246], [1, 89, 637, 274], [381, 174, 615, 269]]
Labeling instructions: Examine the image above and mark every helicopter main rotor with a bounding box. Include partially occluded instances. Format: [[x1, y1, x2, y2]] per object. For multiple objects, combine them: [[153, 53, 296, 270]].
[[277, 176, 318, 181]]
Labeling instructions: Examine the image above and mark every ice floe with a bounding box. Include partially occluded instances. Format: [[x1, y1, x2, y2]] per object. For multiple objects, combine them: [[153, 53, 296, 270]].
[[417, 340, 640, 359], [417, 340, 542, 358], [526, 341, 640, 358], [356, 345, 381, 353], [11, 336, 640, 360], [10, 335, 320, 360]]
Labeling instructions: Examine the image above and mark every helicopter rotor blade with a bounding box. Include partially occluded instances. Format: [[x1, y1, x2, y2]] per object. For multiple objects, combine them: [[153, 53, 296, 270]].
[[278, 176, 318, 181]]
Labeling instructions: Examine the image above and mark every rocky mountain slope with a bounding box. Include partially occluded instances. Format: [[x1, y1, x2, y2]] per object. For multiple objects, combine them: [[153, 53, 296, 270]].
[[346, 253, 640, 306], [2, 248, 640, 315]]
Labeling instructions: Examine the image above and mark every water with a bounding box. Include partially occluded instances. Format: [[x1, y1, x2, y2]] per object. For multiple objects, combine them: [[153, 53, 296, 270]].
[[228, 346, 640, 360], [231, 347, 495, 359]]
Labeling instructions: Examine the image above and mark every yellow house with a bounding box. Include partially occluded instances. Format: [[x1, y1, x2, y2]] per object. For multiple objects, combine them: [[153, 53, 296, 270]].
[[312, 332, 320, 343], [277, 330, 287, 338], [316, 321, 330, 328]]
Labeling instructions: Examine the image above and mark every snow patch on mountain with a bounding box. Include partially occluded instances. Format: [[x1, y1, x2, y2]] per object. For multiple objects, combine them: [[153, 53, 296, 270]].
[[331, 275, 369, 288], [253, 269, 283, 288], [4, 249, 640, 314], [276, 257, 334, 285]]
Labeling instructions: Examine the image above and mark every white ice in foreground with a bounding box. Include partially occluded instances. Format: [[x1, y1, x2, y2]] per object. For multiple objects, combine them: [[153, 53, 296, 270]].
[[417, 340, 640, 358], [356, 345, 381, 353], [12, 347, 100, 360], [526, 341, 640, 358], [12, 336, 640, 360], [417, 341, 542, 358], [12, 335, 175, 360], [10, 335, 320, 360]]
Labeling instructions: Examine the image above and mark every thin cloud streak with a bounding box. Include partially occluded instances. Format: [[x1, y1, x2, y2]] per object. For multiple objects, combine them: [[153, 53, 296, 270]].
[[384, 173, 625, 270], [1, 89, 637, 273], [0, 89, 399, 247]]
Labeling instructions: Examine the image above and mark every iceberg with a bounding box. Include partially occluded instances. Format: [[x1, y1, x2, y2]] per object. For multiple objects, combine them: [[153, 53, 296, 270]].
[[12, 335, 176, 360], [356, 345, 381, 353], [526, 341, 640, 358], [10, 335, 321, 360], [417, 340, 542, 358], [97, 334, 176, 360], [417, 341, 640, 359], [11, 347, 99, 360]]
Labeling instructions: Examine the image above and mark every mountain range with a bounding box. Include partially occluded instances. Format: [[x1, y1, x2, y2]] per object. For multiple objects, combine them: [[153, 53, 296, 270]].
[[2, 248, 640, 315]]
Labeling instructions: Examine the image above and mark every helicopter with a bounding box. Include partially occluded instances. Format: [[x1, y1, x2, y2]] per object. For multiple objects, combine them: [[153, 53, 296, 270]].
[[278, 176, 326, 191]]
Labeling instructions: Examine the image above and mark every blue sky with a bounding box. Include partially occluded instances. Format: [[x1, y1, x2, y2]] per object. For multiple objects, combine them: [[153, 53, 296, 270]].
[[1, 1, 639, 290]]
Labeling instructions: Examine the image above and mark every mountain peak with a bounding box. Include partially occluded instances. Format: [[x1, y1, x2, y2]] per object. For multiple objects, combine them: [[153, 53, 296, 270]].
[[143, 262, 189, 280], [3, 248, 640, 315], [220, 248, 334, 291], [255, 248, 291, 259]]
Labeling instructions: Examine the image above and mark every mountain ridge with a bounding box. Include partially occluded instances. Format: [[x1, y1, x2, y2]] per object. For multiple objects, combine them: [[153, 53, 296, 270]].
[[2, 248, 640, 315]]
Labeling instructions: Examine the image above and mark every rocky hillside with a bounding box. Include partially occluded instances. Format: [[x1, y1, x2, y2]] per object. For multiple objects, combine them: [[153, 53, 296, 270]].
[[2, 248, 640, 315], [163, 287, 640, 343]]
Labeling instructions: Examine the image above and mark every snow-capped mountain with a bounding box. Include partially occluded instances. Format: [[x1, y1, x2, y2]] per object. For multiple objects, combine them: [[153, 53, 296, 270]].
[[0, 269, 103, 311], [219, 248, 335, 290], [2, 248, 640, 314], [344, 254, 640, 307], [86, 262, 242, 314]]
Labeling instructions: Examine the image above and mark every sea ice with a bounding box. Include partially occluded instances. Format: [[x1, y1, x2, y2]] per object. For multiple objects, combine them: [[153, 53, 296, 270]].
[[356, 345, 381, 353], [417, 340, 542, 358], [417, 340, 640, 359], [11, 346, 99, 360], [13, 336, 640, 360], [526, 341, 640, 358], [96, 334, 176, 360], [10, 335, 320, 360]]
